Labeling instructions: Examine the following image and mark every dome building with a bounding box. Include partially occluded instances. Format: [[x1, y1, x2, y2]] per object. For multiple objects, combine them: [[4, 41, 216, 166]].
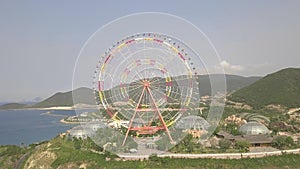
[[85, 121, 106, 132], [175, 115, 211, 138], [175, 115, 211, 130], [69, 126, 94, 139], [238, 121, 270, 135]]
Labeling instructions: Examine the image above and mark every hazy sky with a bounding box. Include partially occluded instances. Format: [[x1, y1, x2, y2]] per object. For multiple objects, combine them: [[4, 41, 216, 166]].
[[0, 1, 299, 102]]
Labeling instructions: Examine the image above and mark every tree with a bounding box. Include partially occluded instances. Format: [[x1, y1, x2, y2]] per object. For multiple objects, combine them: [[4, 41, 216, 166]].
[[183, 134, 195, 153], [224, 123, 241, 136], [219, 139, 231, 150], [127, 140, 138, 149], [271, 136, 295, 150], [156, 138, 171, 151], [235, 140, 250, 152], [73, 137, 81, 150], [149, 153, 160, 162]]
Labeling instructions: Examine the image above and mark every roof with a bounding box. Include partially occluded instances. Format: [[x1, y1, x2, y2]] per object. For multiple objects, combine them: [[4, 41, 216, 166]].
[[175, 115, 211, 130], [236, 135, 273, 144], [216, 131, 236, 140], [216, 131, 273, 144], [239, 121, 270, 135]]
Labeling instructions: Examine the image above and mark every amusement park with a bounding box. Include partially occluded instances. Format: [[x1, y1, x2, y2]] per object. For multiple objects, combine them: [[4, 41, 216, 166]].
[[1, 1, 300, 168]]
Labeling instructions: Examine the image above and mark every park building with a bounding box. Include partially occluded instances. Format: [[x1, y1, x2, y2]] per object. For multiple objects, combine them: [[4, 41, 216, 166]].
[[217, 121, 273, 148]]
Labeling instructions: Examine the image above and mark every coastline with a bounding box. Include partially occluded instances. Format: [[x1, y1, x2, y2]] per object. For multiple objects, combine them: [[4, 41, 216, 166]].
[[28, 106, 75, 110], [59, 118, 86, 124], [0, 105, 100, 111]]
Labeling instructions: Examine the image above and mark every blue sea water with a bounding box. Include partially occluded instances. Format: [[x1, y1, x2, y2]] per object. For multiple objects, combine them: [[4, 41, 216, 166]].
[[0, 109, 78, 146]]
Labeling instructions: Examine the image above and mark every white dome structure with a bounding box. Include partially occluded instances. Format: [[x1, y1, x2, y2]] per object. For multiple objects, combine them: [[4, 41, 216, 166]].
[[84, 121, 106, 131], [69, 126, 94, 139], [239, 121, 270, 135], [175, 115, 210, 130]]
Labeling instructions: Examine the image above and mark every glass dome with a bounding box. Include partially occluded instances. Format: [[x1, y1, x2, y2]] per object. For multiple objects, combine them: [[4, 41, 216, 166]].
[[238, 121, 270, 135], [175, 115, 211, 130], [69, 126, 94, 139]]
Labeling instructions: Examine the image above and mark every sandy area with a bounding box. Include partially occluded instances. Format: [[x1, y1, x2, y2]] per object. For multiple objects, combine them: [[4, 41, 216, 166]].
[[39, 106, 74, 110], [59, 118, 87, 124]]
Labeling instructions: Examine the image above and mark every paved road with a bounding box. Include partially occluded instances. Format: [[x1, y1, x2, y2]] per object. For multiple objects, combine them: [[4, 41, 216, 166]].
[[119, 148, 300, 160], [15, 152, 29, 169], [15, 145, 40, 169]]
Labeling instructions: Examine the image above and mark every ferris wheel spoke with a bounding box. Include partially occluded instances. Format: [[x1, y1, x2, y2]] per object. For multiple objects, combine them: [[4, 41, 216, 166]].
[[128, 86, 145, 104], [117, 50, 144, 80]]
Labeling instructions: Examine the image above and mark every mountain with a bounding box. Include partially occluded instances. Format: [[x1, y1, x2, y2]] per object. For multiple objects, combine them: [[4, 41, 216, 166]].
[[197, 74, 260, 96], [0, 103, 28, 109], [0, 75, 260, 109], [228, 68, 300, 108], [32, 87, 95, 108], [33, 75, 260, 108]]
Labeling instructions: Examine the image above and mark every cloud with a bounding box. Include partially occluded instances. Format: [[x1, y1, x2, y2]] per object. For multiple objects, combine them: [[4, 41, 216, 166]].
[[218, 60, 245, 74]]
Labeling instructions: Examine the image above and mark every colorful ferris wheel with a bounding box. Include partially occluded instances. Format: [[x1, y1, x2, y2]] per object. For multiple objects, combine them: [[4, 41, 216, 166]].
[[93, 32, 199, 145]]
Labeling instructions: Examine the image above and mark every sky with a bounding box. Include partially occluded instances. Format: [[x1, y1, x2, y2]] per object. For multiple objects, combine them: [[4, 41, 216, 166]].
[[0, 0, 299, 102]]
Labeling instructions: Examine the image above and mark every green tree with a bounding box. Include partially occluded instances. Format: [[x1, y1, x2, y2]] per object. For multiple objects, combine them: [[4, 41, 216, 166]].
[[73, 137, 81, 150], [272, 136, 294, 150], [156, 139, 171, 151], [224, 123, 241, 136], [127, 140, 138, 149], [235, 140, 250, 152], [219, 139, 231, 150]]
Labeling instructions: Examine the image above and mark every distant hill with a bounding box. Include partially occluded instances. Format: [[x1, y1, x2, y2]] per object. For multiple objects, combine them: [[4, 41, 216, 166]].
[[1, 75, 261, 109], [33, 75, 260, 108], [32, 87, 95, 108], [228, 68, 300, 108], [197, 74, 260, 96], [0, 103, 28, 110]]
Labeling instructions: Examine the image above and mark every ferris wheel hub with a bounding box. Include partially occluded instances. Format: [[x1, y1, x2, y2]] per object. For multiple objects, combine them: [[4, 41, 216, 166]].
[[143, 80, 150, 87]]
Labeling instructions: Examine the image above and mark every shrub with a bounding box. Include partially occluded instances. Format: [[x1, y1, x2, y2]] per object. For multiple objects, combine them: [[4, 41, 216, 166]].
[[272, 136, 295, 150], [219, 139, 232, 150]]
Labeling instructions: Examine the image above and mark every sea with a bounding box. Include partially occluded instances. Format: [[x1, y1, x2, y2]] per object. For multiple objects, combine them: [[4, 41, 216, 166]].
[[0, 109, 80, 146]]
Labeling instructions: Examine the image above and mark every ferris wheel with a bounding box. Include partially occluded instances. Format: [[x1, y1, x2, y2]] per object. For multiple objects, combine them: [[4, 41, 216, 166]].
[[93, 32, 199, 145]]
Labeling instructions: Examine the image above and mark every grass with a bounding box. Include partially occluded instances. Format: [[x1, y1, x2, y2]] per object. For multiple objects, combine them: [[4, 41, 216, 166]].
[[46, 136, 300, 169], [0, 145, 27, 169], [3, 135, 300, 169], [79, 154, 300, 169]]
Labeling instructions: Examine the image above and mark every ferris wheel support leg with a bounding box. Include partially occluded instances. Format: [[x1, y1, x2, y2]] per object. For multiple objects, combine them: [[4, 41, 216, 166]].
[[146, 87, 175, 144], [122, 87, 146, 146]]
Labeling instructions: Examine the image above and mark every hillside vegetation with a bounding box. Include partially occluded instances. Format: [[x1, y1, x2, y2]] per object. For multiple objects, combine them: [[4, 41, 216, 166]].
[[229, 68, 300, 108], [19, 136, 300, 169], [32, 87, 95, 108], [0, 103, 27, 110]]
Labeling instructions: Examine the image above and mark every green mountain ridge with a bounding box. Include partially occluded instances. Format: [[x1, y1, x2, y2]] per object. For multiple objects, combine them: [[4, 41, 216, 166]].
[[0, 103, 28, 109], [32, 87, 95, 108], [229, 68, 300, 108]]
